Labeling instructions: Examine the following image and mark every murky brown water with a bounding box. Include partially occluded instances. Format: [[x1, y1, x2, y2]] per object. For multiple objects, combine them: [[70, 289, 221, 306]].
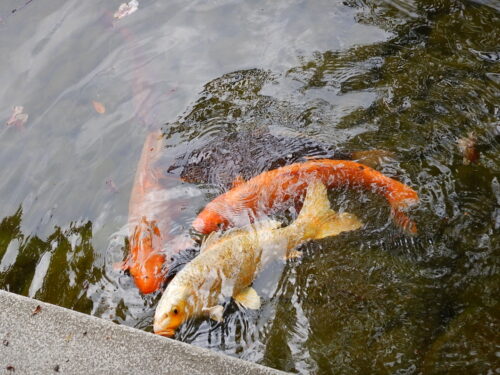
[[1, 0, 499, 373]]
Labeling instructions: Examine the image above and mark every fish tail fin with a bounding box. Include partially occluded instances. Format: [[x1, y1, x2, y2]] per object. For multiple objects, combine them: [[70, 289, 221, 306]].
[[391, 207, 418, 234], [292, 180, 363, 240]]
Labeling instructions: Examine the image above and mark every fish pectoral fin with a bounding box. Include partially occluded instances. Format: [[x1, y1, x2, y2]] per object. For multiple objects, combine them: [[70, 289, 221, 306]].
[[200, 219, 282, 253], [285, 249, 303, 260], [203, 305, 224, 322], [231, 175, 246, 188], [234, 287, 261, 310]]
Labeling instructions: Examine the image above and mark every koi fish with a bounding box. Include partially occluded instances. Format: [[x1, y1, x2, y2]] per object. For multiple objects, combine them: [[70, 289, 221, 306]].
[[193, 159, 419, 235], [121, 130, 166, 294], [154, 181, 362, 337], [122, 130, 194, 294]]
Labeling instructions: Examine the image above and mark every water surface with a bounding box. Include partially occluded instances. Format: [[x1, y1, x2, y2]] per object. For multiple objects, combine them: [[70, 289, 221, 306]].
[[0, 0, 498, 373]]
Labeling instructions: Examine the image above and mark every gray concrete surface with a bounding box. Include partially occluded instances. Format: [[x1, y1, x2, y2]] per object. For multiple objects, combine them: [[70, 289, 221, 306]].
[[0, 290, 287, 374]]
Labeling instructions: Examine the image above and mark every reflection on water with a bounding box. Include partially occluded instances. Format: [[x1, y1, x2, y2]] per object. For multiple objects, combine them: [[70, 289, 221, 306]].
[[0, 0, 499, 373], [0, 207, 99, 312]]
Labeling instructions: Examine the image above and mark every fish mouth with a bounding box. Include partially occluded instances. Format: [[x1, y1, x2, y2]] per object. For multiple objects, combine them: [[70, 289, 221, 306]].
[[154, 329, 175, 338]]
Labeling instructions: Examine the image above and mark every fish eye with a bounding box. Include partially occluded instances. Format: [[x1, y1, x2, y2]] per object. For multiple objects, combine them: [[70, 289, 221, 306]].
[[173, 308, 178, 315]]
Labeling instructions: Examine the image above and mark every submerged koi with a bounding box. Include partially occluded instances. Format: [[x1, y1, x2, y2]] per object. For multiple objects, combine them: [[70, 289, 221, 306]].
[[154, 181, 362, 337], [124, 130, 194, 294], [122, 130, 166, 294], [193, 159, 419, 235]]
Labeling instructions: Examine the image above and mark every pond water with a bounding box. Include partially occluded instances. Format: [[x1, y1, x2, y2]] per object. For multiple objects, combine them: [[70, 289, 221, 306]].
[[0, 0, 499, 373]]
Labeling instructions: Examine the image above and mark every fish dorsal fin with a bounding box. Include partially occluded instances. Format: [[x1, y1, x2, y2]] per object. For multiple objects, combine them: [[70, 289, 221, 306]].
[[253, 218, 281, 231], [232, 219, 282, 239], [200, 231, 223, 253], [201, 219, 282, 253], [234, 287, 261, 310], [231, 175, 246, 189]]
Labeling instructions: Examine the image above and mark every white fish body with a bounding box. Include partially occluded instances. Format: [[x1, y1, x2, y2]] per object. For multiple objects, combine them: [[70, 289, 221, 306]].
[[154, 180, 362, 337]]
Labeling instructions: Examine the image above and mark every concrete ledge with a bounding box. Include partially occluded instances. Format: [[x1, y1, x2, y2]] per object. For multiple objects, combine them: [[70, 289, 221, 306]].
[[0, 290, 286, 374]]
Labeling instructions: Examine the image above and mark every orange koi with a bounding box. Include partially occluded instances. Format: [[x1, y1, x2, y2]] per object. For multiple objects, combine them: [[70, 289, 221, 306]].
[[123, 131, 196, 294], [121, 130, 167, 294], [193, 159, 419, 235]]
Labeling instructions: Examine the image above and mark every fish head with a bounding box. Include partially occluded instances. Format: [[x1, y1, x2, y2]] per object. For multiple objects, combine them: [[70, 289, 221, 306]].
[[192, 210, 228, 234], [154, 285, 191, 337], [129, 218, 166, 294], [129, 253, 165, 294]]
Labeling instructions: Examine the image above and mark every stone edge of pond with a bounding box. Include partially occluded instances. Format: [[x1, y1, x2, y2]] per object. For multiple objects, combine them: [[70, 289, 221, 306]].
[[0, 290, 287, 375]]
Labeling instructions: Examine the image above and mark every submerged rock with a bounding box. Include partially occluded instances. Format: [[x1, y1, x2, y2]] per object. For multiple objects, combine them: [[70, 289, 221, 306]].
[[167, 129, 353, 189], [167, 127, 392, 192]]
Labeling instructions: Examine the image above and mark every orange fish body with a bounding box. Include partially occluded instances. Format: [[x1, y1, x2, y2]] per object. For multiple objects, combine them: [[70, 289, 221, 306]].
[[125, 130, 168, 294], [193, 159, 419, 234], [126, 217, 165, 294]]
